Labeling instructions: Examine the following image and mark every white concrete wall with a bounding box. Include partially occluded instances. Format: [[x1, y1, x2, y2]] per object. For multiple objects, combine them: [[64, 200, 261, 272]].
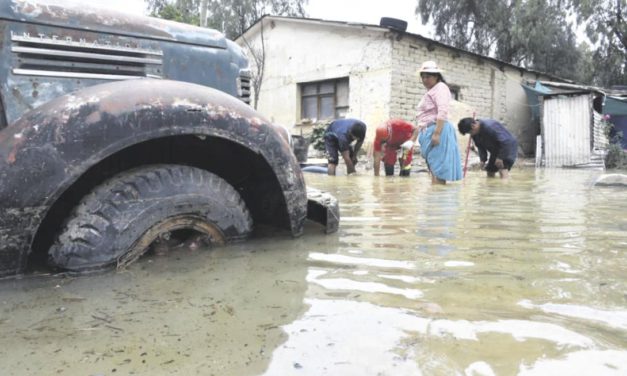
[[238, 19, 393, 138], [505, 69, 533, 154], [506, 70, 560, 155]]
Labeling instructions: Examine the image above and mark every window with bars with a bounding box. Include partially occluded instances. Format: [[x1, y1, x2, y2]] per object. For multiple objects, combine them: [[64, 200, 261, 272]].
[[300, 78, 349, 121]]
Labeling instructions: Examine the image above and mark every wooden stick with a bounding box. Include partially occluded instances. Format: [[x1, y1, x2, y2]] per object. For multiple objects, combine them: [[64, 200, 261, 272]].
[[463, 112, 476, 178]]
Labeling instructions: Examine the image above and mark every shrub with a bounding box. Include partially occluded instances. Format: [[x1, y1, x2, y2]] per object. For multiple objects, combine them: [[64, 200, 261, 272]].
[[603, 115, 627, 169], [310, 121, 331, 151]]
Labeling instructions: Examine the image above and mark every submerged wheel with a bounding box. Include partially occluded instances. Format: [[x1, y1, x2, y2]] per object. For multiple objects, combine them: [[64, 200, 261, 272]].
[[48, 164, 252, 272]]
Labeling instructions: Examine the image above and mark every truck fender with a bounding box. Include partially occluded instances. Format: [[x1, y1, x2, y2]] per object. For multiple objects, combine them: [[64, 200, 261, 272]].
[[0, 79, 307, 272]]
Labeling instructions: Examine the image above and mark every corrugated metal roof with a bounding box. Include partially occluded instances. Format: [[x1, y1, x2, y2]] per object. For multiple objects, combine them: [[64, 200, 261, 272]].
[[539, 81, 627, 96]]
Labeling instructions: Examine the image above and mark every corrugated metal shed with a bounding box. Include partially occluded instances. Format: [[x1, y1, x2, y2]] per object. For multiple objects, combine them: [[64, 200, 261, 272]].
[[593, 111, 609, 151], [528, 81, 625, 168], [541, 93, 592, 167]]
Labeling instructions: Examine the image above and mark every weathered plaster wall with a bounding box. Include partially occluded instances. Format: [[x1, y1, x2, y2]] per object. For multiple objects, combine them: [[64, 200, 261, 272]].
[[240, 20, 394, 137], [508, 70, 559, 155], [507, 70, 537, 155]]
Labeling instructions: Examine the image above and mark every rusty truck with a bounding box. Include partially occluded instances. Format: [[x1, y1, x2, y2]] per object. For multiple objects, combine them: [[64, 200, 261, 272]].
[[0, 0, 338, 277]]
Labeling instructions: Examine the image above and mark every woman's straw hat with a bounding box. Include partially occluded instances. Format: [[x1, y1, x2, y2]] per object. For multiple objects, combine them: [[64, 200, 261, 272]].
[[418, 60, 445, 74]]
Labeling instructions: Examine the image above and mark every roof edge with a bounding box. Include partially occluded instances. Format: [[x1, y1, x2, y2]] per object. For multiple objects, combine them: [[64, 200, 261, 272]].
[[236, 15, 573, 83]]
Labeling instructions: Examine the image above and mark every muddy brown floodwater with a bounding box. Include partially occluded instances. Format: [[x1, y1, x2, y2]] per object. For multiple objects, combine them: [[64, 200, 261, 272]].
[[1, 168, 626, 375]]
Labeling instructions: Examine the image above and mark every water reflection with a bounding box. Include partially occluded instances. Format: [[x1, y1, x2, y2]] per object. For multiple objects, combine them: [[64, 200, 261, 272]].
[[518, 299, 627, 330], [264, 298, 626, 376], [414, 185, 462, 256], [1, 169, 627, 375], [273, 169, 627, 375]]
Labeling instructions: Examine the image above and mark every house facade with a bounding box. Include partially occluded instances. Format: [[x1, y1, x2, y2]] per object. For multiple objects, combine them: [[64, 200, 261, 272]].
[[236, 16, 561, 156]]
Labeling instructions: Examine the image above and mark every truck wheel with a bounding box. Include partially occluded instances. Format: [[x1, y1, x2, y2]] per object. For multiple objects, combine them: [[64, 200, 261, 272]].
[[379, 17, 408, 32], [48, 165, 252, 272]]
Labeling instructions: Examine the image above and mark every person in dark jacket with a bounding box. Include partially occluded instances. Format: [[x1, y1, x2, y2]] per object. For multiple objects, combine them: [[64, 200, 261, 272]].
[[324, 118, 367, 176], [458, 118, 518, 178]]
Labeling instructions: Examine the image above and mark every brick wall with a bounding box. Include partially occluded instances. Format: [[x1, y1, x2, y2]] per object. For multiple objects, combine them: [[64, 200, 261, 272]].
[[390, 37, 508, 124], [388, 35, 561, 156]]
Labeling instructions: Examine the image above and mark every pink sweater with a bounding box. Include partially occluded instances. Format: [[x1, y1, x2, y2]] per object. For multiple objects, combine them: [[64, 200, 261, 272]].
[[416, 82, 451, 128]]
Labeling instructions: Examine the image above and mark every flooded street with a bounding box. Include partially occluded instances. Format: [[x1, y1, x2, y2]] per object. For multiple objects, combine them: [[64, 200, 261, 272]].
[[1, 168, 627, 375]]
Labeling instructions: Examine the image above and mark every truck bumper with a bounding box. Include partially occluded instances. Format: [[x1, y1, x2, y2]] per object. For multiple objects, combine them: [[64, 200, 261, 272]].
[[306, 187, 339, 234]]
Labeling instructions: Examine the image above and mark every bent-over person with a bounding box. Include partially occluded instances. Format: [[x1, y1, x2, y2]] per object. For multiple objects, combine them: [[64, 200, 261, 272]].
[[323, 118, 366, 176], [373, 119, 419, 176], [458, 117, 518, 178]]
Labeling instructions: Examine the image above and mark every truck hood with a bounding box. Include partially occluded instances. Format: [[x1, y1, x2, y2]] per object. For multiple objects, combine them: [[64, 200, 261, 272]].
[[0, 0, 227, 49]]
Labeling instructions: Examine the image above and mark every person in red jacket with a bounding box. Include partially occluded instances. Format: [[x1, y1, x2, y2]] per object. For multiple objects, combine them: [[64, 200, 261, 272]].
[[373, 119, 419, 176]]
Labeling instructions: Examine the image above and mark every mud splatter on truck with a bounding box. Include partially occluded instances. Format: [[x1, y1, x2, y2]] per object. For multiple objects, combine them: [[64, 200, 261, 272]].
[[0, 0, 338, 276]]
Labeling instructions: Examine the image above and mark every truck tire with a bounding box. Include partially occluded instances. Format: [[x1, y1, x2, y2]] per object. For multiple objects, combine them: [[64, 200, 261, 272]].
[[379, 17, 408, 32], [48, 165, 252, 272]]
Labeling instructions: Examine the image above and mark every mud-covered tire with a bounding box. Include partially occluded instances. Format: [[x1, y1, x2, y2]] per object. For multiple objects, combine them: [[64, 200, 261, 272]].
[[379, 17, 408, 32], [48, 164, 252, 272]]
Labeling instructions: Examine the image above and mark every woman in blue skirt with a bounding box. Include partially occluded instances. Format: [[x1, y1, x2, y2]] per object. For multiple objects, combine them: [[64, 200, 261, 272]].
[[415, 61, 462, 184]]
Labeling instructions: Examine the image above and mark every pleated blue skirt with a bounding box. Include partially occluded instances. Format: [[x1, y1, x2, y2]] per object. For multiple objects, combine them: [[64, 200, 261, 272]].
[[419, 121, 462, 181]]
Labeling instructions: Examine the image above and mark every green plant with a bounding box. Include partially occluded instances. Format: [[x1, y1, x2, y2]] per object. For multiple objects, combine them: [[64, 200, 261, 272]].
[[603, 115, 627, 169], [310, 121, 331, 151]]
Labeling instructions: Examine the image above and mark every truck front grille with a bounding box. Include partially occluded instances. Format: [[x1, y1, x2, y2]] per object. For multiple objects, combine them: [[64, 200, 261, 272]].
[[238, 70, 251, 105], [10, 33, 163, 80]]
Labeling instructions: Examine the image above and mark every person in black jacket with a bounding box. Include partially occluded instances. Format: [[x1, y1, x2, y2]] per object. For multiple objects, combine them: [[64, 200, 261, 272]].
[[458, 118, 518, 178]]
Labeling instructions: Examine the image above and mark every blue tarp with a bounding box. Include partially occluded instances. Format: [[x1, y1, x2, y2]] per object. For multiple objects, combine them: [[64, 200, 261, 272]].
[[521, 82, 552, 121], [301, 165, 328, 174], [608, 115, 627, 149], [603, 96, 627, 116], [603, 97, 627, 149]]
